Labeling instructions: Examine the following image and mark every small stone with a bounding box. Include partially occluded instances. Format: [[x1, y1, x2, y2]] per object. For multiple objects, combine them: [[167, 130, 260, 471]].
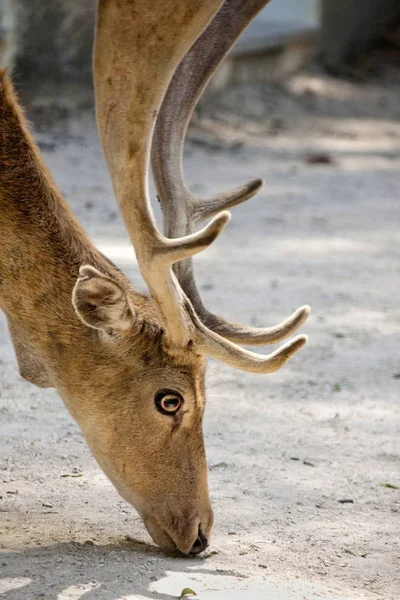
[[209, 462, 228, 470]]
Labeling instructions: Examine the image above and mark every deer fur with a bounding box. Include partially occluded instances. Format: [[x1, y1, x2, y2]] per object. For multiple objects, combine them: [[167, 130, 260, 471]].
[[0, 0, 309, 555], [0, 72, 212, 554]]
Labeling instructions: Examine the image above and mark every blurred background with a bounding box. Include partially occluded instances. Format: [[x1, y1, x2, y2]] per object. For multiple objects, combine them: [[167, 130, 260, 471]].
[[0, 2, 399, 599], [1, 0, 400, 85]]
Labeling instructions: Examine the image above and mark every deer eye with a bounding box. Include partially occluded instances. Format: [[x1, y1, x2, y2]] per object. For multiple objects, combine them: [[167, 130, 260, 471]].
[[155, 389, 184, 416]]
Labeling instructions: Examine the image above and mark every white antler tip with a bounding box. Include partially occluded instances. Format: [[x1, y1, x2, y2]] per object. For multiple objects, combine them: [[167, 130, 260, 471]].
[[294, 333, 308, 347], [208, 210, 231, 233], [291, 305, 311, 329], [300, 305, 311, 317], [218, 210, 231, 225], [282, 333, 308, 356]]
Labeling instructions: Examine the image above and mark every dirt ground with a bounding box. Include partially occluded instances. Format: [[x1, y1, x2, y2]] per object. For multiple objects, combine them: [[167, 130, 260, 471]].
[[1, 62, 399, 599]]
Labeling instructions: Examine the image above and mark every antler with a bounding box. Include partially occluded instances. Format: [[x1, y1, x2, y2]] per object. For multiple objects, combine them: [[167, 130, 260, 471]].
[[152, 0, 310, 346], [93, 0, 308, 372]]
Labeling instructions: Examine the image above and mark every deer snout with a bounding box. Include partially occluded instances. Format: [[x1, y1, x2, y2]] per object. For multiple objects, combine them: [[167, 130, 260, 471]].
[[189, 525, 209, 555], [143, 505, 213, 555]]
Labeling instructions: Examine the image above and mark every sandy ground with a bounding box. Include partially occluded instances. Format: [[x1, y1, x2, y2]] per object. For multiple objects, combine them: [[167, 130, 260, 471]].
[[1, 66, 400, 599]]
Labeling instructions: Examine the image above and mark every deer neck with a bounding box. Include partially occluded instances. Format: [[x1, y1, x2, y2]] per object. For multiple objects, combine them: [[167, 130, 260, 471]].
[[0, 75, 122, 386]]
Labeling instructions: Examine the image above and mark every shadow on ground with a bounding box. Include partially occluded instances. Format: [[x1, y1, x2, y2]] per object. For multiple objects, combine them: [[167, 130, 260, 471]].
[[1, 538, 222, 600], [0, 538, 361, 600]]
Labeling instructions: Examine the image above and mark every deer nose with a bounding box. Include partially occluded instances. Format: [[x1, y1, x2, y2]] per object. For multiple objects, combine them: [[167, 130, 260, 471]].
[[189, 525, 209, 555]]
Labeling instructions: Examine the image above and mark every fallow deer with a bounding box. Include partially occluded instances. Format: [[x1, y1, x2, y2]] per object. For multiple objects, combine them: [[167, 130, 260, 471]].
[[0, 0, 310, 554]]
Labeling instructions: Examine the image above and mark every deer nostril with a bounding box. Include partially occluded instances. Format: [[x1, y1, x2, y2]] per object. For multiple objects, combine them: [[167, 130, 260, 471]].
[[189, 525, 208, 555]]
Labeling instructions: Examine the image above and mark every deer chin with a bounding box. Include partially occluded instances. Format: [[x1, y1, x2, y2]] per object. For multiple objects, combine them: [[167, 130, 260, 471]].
[[143, 518, 179, 553], [95, 469, 205, 555], [143, 516, 201, 555]]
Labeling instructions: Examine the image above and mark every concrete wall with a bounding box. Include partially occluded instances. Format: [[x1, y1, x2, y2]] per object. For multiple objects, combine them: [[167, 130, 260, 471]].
[[3, 0, 96, 86], [320, 0, 400, 69]]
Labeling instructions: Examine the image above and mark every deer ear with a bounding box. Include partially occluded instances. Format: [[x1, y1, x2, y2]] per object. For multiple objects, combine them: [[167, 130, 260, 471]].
[[72, 265, 134, 332]]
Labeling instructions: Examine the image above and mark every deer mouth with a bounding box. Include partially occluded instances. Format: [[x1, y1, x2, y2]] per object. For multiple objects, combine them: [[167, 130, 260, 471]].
[[143, 517, 179, 553], [143, 516, 206, 555]]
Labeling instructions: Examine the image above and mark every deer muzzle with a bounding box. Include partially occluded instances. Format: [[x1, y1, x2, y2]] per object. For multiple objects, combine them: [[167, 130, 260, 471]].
[[143, 507, 213, 555]]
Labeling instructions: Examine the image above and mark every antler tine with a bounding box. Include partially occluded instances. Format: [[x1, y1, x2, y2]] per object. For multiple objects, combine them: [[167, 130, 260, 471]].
[[183, 300, 308, 374], [94, 0, 227, 347], [94, 0, 308, 373], [152, 0, 310, 346], [152, 2, 271, 231], [199, 332, 308, 374]]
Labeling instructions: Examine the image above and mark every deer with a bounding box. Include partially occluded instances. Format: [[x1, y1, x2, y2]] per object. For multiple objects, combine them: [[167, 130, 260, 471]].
[[0, 0, 310, 555]]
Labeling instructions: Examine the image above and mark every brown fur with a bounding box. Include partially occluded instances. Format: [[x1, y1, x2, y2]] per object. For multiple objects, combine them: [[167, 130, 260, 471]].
[[0, 70, 212, 554], [0, 0, 308, 555]]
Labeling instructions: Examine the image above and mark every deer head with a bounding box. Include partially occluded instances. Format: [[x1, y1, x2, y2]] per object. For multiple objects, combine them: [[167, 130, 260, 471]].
[[0, 0, 309, 556], [83, 0, 309, 553]]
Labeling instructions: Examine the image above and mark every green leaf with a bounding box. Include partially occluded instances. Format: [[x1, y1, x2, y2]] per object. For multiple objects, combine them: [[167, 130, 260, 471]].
[[379, 482, 399, 490], [179, 588, 197, 599]]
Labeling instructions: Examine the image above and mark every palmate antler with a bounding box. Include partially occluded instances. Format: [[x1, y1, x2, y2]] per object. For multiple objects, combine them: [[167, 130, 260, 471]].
[[93, 0, 309, 373]]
